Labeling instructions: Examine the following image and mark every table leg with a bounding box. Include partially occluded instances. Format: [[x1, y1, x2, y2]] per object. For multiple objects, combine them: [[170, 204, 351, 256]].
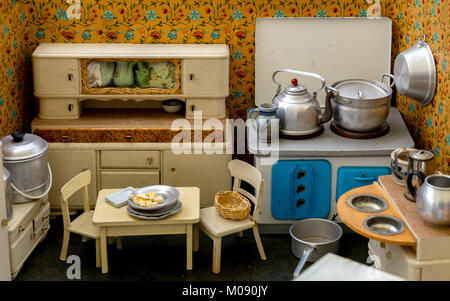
[[186, 224, 193, 270], [193, 223, 199, 252], [100, 227, 108, 274]]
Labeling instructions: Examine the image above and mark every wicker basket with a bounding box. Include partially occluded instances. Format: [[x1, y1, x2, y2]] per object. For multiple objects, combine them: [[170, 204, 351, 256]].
[[214, 190, 251, 220], [81, 58, 182, 95]]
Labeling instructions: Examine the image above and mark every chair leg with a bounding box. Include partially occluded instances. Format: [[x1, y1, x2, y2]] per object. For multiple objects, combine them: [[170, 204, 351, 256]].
[[253, 226, 267, 260], [212, 237, 222, 274], [60, 230, 70, 261], [95, 239, 101, 268], [116, 237, 123, 250], [236, 231, 244, 238]]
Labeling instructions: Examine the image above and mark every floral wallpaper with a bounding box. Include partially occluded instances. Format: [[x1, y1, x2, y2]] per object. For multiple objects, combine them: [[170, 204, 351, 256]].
[[385, 0, 449, 173], [0, 0, 448, 172], [0, 0, 34, 137]]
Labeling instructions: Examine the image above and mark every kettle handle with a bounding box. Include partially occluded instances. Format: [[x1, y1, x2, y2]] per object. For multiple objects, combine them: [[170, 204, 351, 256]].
[[272, 69, 326, 96]]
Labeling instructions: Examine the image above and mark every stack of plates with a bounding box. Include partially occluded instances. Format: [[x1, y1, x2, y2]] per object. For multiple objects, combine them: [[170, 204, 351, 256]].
[[127, 185, 182, 220]]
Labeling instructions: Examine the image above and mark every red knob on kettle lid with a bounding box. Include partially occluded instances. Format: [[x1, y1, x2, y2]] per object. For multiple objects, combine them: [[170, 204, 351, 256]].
[[291, 78, 298, 87]]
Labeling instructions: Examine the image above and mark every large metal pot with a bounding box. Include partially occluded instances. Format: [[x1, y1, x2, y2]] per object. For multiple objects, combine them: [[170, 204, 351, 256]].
[[272, 69, 331, 138], [326, 73, 394, 132], [290, 218, 342, 278], [1, 132, 52, 203], [394, 34, 436, 106], [416, 174, 450, 226], [2, 167, 13, 219]]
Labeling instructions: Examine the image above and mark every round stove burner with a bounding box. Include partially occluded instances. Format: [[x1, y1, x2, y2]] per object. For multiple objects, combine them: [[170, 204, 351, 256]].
[[330, 121, 390, 139], [280, 126, 324, 140]]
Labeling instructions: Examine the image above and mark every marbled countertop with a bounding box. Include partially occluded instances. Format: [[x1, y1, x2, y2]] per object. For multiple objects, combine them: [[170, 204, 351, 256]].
[[32, 108, 226, 143]]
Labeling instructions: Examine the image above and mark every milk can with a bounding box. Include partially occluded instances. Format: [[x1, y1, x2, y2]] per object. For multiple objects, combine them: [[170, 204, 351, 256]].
[[1, 132, 52, 203]]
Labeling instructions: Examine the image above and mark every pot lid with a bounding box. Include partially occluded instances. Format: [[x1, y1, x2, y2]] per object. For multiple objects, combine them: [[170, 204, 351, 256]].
[[334, 79, 390, 100], [409, 149, 434, 161], [284, 78, 308, 95], [0, 132, 48, 161], [3, 167, 10, 183]]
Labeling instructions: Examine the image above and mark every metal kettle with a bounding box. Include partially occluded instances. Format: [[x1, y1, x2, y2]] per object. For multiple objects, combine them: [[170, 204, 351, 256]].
[[405, 149, 436, 201], [272, 69, 331, 138]]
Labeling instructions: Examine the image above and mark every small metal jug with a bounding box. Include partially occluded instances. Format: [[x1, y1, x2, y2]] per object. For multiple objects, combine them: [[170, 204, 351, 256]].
[[247, 103, 279, 143], [405, 149, 436, 201]]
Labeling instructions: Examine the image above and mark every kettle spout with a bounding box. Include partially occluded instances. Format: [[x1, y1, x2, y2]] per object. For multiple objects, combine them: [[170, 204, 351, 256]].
[[318, 90, 333, 124]]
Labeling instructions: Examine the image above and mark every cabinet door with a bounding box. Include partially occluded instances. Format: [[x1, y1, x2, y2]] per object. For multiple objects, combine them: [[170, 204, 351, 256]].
[[182, 58, 229, 95], [33, 58, 80, 95], [47, 150, 97, 210], [100, 170, 160, 189], [163, 152, 231, 207], [271, 160, 331, 220], [336, 166, 391, 201]]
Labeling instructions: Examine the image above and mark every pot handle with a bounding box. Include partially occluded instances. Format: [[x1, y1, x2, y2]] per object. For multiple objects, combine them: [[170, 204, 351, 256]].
[[406, 170, 425, 201], [272, 69, 326, 96], [10, 163, 53, 200], [293, 246, 315, 278], [381, 73, 395, 88]]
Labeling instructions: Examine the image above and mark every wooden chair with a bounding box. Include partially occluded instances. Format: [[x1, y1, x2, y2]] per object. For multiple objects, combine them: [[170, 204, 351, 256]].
[[59, 170, 121, 267], [199, 159, 267, 273]]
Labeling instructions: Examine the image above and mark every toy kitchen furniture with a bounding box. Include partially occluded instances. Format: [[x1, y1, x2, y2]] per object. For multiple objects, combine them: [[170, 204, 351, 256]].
[[338, 175, 450, 281], [7, 197, 50, 279], [248, 108, 415, 233], [32, 43, 229, 119]]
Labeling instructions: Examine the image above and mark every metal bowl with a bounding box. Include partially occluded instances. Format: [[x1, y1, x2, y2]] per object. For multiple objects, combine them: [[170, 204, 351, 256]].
[[347, 194, 388, 213], [162, 99, 184, 113], [363, 215, 405, 236], [128, 185, 179, 211]]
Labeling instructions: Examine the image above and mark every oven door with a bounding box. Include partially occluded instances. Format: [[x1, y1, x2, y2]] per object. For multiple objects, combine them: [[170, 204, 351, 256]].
[[271, 160, 331, 220]]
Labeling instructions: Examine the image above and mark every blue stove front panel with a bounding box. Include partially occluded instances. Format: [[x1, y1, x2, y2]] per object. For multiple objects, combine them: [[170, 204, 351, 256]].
[[335, 166, 391, 201], [271, 160, 331, 220]]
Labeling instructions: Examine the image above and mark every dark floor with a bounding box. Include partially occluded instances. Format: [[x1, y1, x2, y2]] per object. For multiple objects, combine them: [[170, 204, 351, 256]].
[[15, 214, 369, 281]]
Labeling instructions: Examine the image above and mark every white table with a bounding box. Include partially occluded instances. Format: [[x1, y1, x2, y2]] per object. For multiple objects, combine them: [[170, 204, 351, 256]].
[[293, 253, 405, 281], [92, 187, 200, 273]]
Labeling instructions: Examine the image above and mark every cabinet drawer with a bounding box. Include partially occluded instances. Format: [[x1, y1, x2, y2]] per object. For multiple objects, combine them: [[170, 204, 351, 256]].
[[101, 151, 160, 169], [39, 98, 81, 119], [182, 58, 228, 95], [185, 99, 226, 119], [100, 170, 160, 189], [33, 202, 50, 235], [33, 58, 80, 95], [10, 222, 34, 275]]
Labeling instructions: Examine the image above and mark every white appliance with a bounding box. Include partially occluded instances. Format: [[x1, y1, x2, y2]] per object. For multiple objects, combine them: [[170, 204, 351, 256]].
[[252, 17, 415, 233], [0, 146, 11, 281]]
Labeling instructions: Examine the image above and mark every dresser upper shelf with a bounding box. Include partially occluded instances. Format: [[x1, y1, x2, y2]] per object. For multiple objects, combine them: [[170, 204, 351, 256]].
[[32, 43, 229, 59]]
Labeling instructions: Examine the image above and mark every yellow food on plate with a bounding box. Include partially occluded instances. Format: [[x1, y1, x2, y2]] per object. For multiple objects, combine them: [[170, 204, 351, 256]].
[[130, 192, 164, 207]]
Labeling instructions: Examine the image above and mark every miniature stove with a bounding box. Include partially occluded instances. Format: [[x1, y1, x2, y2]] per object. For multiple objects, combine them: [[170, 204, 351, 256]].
[[251, 17, 413, 233]]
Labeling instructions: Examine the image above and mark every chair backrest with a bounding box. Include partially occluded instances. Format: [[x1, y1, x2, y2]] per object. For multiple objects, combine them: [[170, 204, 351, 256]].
[[60, 170, 91, 229], [228, 160, 264, 219]]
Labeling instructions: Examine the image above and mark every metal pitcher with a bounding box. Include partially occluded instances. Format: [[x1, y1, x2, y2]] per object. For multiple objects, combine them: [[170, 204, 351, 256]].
[[405, 149, 436, 201], [247, 103, 279, 143]]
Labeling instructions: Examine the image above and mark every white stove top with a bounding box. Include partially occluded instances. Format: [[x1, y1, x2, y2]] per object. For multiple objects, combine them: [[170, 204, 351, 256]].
[[248, 108, 415, 157]]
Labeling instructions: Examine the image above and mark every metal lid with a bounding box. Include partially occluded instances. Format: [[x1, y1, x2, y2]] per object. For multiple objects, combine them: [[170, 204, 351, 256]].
[[285, 78, 307, 95], [334, 79, 390, 100], [409, 149, 434, 161], [3, 167, 10, 183], [0, 132, 48, 161]]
